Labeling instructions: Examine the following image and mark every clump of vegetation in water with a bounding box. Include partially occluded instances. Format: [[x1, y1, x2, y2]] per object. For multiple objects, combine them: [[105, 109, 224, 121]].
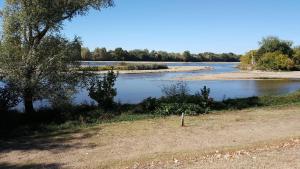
[[79, 62, 168, 71], [240, 36, 300, 71]]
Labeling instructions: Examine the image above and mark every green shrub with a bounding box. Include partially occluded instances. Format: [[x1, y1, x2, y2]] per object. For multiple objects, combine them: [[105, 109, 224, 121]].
[[88, 69, 118, 110], [153, 103, 205, 116], [197, 86, 213, 113], [257, 52, 295, 70], [140, 97, 159, 112], [218, 97, 261, 110]]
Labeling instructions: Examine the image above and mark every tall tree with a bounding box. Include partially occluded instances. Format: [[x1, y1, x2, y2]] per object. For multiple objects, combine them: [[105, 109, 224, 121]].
[[257, 36, 294, 57], [182, 50, 192, 62], [93, 47, 108, 60], [0, 0, 114, 113], [81, 47, 92, 60]]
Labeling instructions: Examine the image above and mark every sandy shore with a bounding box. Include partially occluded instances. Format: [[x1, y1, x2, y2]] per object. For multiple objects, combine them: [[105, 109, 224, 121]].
[[174, 70, 300, 81], [93, 66, 213, 74]]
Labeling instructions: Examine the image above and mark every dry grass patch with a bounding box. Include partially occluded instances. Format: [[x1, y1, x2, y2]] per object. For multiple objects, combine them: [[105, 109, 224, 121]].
[[0, 105, 299, 169]]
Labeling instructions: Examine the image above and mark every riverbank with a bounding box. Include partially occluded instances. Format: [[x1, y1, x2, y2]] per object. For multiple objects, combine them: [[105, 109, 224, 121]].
[[1, 103, 299, 169], [174, 70, 300, 81], [92, 66, 213, 74]]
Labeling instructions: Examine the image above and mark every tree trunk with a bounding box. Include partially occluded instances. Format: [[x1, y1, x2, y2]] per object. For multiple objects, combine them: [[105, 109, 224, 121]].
[[24, 89, 34, 114]]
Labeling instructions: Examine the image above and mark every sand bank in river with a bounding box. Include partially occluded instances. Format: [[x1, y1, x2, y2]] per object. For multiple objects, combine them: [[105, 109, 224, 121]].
[[174, 70, 300, 81], [93, 66, 213, 74]]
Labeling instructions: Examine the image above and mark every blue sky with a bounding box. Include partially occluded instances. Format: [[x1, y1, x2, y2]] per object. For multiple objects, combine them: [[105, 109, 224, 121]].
[[1, 0, 300, 54]]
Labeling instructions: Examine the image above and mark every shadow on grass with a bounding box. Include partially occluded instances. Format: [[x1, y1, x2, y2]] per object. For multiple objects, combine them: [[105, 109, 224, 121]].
[[0, 126, 101, 154], [0, 162, 61, 169], [214, 96, 262, 110]]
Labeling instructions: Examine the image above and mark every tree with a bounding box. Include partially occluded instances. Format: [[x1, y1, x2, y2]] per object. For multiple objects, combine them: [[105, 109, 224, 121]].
[[182, 50, 193, 62], [88, 69, 118, 110], [0, 0, 114, 114], [81, 47, 92, 60], [240, 50, 258, 69], [292, 46, 300, 65], [257, 36, 294, 57], [93, 47, 108, 60], [113, 47, 128, 61]]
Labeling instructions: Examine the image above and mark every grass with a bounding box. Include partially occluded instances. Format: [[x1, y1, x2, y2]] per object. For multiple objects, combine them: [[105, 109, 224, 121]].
[[2, 90, 300, 139], [1, 103, 300, 169], [79, 62, 168, 71]]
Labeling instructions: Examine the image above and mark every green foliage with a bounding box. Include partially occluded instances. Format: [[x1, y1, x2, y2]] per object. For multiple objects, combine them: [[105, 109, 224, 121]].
[[79, 47, 241, 62], [257, 52, 294, 70], [239, 50, 258, 70], [81, 47, 92, 60], [0, 0, 113, 113], [0, 83, 20, 112], [88, 69, 118, 110], [79, 63, 168, 71], [153, 103, 205, 116], [139, 97, 160, 112], [137, 84, 213, 116], [292, 46, 300, 65], [124, 63, 168, 70], [240, 36, 300, 71], [257, 36, 294, 57], [215, 97, 261, 110], [92, 47, 109, 60], [197, 86, 213, 112], [182, 50, 193, 61]]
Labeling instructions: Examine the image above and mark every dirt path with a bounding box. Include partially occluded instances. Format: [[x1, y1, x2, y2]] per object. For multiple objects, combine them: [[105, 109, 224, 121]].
[[174, 70, 300, 80], [0, 105, 300, 169]]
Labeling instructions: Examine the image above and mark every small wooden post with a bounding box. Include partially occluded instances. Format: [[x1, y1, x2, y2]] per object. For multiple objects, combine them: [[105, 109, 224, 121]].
[[181, 113, 185, 127]]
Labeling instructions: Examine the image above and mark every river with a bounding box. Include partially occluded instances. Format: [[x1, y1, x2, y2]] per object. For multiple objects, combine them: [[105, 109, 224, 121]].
[[74, 61, 300, 104], [12, 62, 300, 110]]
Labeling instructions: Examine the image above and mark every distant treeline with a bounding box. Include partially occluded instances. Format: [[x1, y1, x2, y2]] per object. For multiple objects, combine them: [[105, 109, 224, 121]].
[[80, 47, 241, 62]]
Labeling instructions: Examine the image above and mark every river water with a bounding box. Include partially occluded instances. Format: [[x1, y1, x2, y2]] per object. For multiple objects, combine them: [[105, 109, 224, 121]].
[[74, 62, 300, 104]]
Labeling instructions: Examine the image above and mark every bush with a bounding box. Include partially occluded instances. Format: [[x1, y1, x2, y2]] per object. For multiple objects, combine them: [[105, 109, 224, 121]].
[[140, 97, 159, 112], [196, 86, 213, 113], [0, 83, 20, 112], [153, 103, 205, 116], [257, 52, 295, 70], [161, 82, 190, 103], [88, 69, 118, 110], [239, 50, 258, 70], [218, 97, 261, 110]]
